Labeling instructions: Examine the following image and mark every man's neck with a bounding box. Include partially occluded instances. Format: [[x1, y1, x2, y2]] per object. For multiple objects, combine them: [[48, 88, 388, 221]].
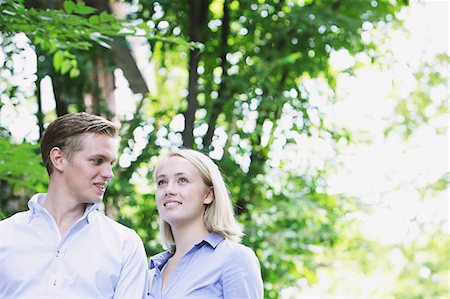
[[44, 185, 88, 238]]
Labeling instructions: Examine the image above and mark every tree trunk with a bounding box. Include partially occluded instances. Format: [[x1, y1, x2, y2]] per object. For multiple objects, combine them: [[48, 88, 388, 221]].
[[52, 75, 68, 117], [109, 1, 150, 96], [203, 0, 230, 150], [182, 0, 210, 148], [36, 74, 44, 138]]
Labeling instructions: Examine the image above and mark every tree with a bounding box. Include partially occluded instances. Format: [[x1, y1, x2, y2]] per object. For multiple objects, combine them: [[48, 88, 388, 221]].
[[121, 0, 407, 295], [1, 0, 410, 297]]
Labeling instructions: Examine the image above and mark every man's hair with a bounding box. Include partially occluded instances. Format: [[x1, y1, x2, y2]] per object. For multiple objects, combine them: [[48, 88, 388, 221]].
[[40, 112, 118, 175], [153, 148, 244, 251]]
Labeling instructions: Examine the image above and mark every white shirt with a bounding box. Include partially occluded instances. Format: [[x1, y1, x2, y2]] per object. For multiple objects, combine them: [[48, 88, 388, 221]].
[[0, 193, 148, 299]]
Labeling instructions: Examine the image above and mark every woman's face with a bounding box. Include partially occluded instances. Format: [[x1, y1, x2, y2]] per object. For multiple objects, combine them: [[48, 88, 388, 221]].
[[154, 155, 213, 228]]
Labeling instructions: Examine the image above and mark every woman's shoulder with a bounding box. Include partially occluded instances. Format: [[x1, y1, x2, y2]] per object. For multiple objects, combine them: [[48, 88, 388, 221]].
[[218, 239, 263, 281], [219, 239, 259, 262]]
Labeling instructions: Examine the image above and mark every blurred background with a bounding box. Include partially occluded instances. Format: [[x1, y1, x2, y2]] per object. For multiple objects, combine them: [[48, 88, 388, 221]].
[[0, 0, 448, 297]]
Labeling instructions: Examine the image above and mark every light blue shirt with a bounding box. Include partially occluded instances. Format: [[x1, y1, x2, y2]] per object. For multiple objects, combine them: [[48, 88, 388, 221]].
[[147, 233, 264, 299], [0, 193, 148, 299]]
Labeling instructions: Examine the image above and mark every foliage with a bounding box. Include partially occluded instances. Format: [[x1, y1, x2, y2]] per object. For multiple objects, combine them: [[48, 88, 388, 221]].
[[119, 0, 407, 296], [0, 0, 421, 298], [0, 138, 47, 219], [0, 0, 193, 77], [295, 223, 449, 298], [386, 52, 449, 137], [391, 228, 449, 298], [0, 0, 118, 77], [0, 138, 46, 189]]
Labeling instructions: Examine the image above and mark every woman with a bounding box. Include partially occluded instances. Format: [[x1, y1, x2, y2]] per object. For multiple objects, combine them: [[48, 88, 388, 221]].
[[147, 148, 264, 299]]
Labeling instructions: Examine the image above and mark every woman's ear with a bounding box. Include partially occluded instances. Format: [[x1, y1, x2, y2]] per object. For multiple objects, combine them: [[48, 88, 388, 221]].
[[203, 187, 214, 205], [49, 147, 65, 173]]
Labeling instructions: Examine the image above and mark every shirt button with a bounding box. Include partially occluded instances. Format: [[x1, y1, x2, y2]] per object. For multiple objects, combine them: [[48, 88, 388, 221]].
[[56, 250, 60, 258], [49, 225, 53, 229]]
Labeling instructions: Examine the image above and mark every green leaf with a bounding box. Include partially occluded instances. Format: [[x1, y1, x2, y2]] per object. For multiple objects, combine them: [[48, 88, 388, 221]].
[[63, 0, 76, 14], [89, 15, 99, 24], [99, 11, 115, 22], [75, 2, 96, 15], [60, 59, 71, 75], [63, 51, 75, 59], [69, 68, 80, 78], [53, 50, 64, 71]]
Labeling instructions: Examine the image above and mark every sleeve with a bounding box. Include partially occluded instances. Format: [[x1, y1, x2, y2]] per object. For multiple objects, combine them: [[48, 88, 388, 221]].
[[113, 230, 148, 299], [221, 245, 264, 299]]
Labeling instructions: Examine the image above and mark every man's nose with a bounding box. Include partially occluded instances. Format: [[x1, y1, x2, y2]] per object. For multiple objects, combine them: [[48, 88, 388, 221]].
[[101, 164, 114, 179]]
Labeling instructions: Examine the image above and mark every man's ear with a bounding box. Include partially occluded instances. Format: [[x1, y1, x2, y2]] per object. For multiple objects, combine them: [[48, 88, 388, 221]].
[[49, 147, 65, 173], [203, 187, 214, 205]]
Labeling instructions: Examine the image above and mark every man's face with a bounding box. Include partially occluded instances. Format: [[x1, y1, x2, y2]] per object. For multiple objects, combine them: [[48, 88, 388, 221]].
[[61, 133, 118, 204]]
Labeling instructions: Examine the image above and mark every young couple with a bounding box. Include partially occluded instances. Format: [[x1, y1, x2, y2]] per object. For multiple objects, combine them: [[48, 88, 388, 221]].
[[0, 112, 263, 299]]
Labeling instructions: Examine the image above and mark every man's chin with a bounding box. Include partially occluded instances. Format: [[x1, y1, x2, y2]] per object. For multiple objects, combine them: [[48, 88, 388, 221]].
[[84, 196, 104, 204]]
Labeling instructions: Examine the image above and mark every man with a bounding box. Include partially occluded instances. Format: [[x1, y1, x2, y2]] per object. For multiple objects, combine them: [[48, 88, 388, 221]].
[[0, 112, 148, 298]]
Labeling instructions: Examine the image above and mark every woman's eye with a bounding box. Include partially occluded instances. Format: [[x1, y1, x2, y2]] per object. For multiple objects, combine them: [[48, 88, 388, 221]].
[[157, 180, 167, 186], [179, 177, 188, 183]]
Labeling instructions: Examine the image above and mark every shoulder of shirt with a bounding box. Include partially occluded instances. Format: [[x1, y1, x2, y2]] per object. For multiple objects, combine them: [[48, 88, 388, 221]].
[[218, 239, 257, 259], [90, 211, 140, 237], [0, 210, 31, 226]]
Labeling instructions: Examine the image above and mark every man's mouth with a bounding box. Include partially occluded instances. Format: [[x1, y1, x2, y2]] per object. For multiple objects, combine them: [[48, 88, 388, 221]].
[[94, 183, 107, 192]]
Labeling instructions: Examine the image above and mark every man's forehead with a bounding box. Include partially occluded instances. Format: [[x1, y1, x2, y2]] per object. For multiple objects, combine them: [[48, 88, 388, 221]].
[[79, 134, 119, 154]]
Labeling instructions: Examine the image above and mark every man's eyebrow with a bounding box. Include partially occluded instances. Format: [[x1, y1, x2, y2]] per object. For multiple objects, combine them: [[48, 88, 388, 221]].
[[89, 154, 107, 159], [89, 154, 117, 162]]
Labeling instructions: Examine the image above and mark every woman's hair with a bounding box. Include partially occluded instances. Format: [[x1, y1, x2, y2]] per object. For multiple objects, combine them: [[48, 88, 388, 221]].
[[40, 112, 118, 175], [153, 148, 243, 251]]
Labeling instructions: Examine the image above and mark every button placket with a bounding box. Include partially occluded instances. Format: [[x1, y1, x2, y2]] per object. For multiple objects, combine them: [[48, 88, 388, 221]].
[[50, 246, 65, 297]]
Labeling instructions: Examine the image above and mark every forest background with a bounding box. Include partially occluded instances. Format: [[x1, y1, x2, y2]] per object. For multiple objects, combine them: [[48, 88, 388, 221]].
[[0, 0, 448, 297]]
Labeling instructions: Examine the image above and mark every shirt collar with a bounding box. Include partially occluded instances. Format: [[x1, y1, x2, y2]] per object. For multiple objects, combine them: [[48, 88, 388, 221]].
[[27, 193, 99, 223], [150, 251, 173, 270], [201, 232, 224, 249], [27, 193, 47, 222], [149, 232, 225, 270], [84, 203, 99, 223]]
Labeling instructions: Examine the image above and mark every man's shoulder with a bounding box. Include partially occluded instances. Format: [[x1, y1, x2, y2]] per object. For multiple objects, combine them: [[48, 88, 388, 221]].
[[0, 210, 30, 226], [92, 211, 139, 237]]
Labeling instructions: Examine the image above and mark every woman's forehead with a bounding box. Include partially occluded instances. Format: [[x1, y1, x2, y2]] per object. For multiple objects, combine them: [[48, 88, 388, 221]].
[[158, 155, 197, 173]]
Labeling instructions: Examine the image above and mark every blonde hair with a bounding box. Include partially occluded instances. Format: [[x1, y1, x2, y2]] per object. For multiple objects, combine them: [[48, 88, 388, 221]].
[[153, 148, 243, 251]]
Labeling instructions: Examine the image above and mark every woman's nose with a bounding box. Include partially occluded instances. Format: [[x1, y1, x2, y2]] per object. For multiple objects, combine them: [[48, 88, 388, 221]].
[[164, 180, 177, 194]]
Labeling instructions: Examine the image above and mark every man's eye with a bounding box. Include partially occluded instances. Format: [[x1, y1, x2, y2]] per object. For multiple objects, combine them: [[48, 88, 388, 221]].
[[92, 159, 102, 165]]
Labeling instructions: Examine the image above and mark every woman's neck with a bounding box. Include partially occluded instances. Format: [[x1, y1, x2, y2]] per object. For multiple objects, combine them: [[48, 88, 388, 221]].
[[171, 223, 209, 257]]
